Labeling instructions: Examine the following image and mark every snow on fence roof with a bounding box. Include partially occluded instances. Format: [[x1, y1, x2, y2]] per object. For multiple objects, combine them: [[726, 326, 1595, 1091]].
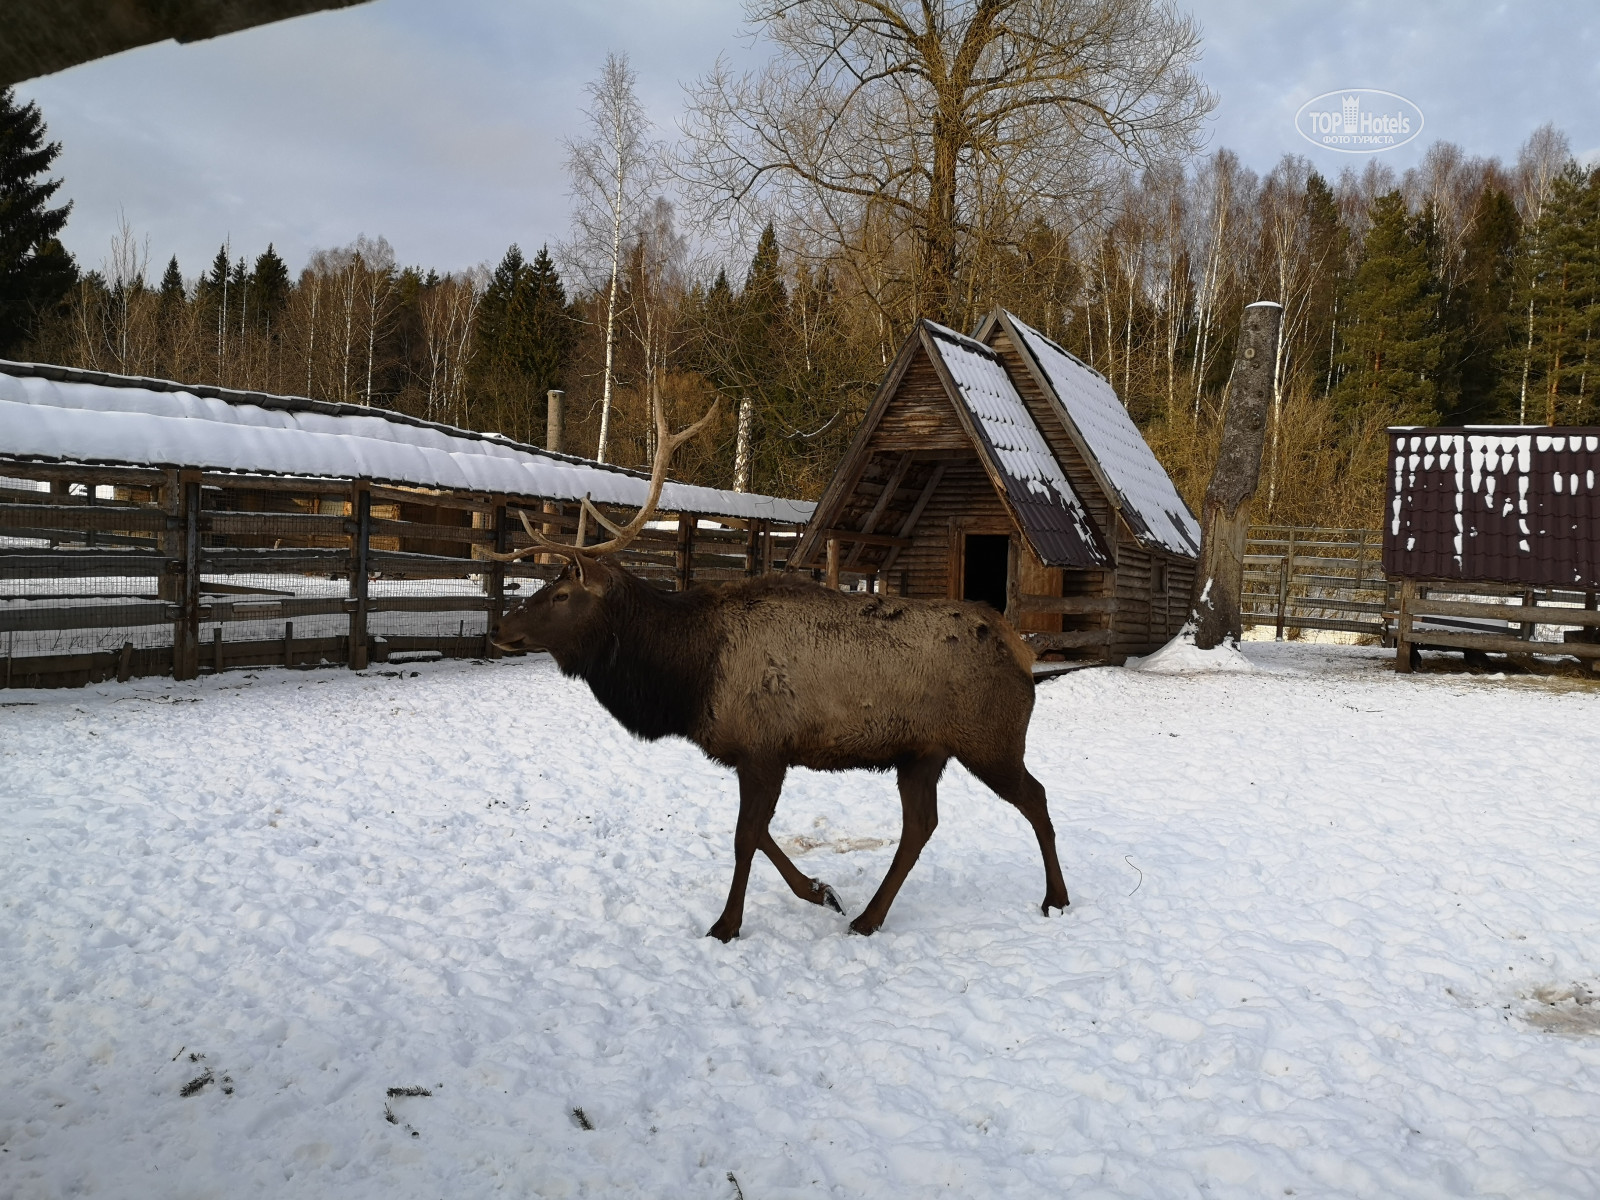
[[923, 323, 1106, 568], [1003, 315, 1200, 558], [0, 361, 814, 525], [1384, 427, 1600, 588]]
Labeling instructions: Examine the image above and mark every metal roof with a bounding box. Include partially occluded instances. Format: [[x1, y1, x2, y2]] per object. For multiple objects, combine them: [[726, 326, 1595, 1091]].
[[922, 324, 1107, 569], [996, 314, 1200, 557], [1384, 428, 1600, 588], [0, 359, 814, 524]]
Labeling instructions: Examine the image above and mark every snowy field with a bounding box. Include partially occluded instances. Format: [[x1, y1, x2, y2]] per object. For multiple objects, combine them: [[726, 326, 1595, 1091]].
[[3, 642, 1599, 1198]]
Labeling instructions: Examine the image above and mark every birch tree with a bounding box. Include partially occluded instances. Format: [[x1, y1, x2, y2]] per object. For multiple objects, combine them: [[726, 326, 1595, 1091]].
[[565, 52, 661, 463]]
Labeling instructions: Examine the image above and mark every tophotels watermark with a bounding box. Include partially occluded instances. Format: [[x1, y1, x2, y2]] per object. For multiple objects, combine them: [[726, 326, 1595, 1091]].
[[1295, 89, 1423, 154]]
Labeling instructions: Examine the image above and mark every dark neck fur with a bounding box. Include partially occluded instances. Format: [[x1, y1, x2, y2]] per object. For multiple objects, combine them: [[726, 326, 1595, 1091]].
[[553, 573, 721, 742]]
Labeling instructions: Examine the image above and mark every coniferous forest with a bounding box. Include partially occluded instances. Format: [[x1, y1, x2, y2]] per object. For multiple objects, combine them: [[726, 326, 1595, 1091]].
[[3, 68, 1598, 527]]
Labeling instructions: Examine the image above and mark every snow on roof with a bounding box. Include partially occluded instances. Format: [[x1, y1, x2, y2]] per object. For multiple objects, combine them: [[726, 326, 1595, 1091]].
[[1005, 316, 1200, 557], [0, 361, 814, 525], [923, 323, 1106, 568]]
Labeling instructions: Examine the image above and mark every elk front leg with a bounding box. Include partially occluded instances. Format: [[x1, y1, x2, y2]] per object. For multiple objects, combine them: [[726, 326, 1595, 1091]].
[[706, 760, 786, 942], [850, 754, 946, 936], [757, 831, 845, 915]]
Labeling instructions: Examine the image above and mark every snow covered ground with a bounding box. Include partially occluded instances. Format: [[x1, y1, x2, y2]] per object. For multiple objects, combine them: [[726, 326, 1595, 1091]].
[[3, 642, 1599, 1198]]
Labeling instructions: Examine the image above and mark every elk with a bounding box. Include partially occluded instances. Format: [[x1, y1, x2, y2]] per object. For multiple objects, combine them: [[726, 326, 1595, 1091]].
[[489, 395, 1069, 941]]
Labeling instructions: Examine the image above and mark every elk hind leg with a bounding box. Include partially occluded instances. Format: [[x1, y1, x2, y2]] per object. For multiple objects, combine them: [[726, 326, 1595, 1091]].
[[758, 831, 845, 914], [850, 754, 946, 936], [965, 754, 1069, 915], [707, 761, 786, 943]]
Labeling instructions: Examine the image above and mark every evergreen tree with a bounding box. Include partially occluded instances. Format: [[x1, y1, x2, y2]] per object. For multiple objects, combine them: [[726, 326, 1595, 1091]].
[[0, 87, 76, 355], [1301, 171, 1348, 397], [249, 244, 290, 332], [1451, 186, 1520, 422], [523, 244, 577, 400], [470, 244, 578, 442], [1333, 190, 1443, 428], [1507, 164, 1599, 424], [158, 255, 185, 308]]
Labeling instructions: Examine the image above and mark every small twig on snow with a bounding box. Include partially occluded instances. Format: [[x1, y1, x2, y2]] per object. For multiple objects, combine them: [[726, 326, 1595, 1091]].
[[1125, 855, 1143, 896]]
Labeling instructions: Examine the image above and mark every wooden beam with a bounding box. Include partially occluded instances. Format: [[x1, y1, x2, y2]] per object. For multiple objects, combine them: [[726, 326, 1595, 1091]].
[[1024, 630, 1112, 650], [878, 462, 948, 577], [1408, 628, 1600, 660], [1011, 594, 1116, 615], [1408, 597, 1600, 627], [826, 538, 840, 589], [814, 529, 912, 549], [844, 452, 915, 568]]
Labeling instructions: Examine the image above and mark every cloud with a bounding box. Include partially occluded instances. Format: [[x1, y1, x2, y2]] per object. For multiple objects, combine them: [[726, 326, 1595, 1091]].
[[16, 0, 1599, 282]]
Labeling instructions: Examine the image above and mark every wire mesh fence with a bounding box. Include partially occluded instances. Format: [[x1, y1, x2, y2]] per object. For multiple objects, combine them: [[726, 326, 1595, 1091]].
[[1242, 526, 1391, 641], [1, 461, 804, 688]]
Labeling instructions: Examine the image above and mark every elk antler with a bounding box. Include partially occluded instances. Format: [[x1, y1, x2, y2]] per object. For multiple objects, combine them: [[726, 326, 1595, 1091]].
[[482, 387, 720, 563]]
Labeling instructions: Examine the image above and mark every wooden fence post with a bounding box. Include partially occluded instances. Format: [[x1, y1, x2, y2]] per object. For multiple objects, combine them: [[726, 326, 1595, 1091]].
[[173, 473, 201, 681], [347, 480, 371, 671], [1191, 301, 1283, 649], [485, 499, 507, 657], [825, 537, 841, 590], [745, 519, 762, 577], [1396, 579, 1416, 672], [1274, 529, 1293, 641], [676, 514, 695, 591]]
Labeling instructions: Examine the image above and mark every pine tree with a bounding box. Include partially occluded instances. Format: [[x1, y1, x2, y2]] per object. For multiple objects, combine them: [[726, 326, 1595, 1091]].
[[1302, 171, 1348, 398], [1508, 165, 1599, 424], [158, 256, 185, 308], [0, 87, 77, 355], [523, 245, 577, 405], [250, 244, 290, 332], [1333, 190, 1443, 428], [1451, 185, 1520, 422], [470, 244, 578, 442]]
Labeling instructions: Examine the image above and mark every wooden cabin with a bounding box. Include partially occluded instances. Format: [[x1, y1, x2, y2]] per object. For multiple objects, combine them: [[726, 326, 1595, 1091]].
[[792, 311, 1200, 662]]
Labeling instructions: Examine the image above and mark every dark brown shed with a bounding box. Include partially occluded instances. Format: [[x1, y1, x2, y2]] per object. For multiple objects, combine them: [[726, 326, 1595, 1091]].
[[793, 312, 1199, 662], [1384, 427, 1600, 588]]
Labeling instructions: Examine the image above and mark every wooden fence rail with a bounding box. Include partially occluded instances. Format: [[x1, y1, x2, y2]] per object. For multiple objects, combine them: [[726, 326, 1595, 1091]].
[[1, 463, 803, 689], [1241, 526, 1391, 640]]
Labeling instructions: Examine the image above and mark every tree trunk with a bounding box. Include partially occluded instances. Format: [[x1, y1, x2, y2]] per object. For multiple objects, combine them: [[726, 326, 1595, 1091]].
[[733, 396, 753, 492], [1192, 301, 1283, 650]]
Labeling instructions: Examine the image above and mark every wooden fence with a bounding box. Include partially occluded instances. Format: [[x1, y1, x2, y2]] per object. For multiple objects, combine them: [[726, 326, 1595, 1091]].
[[1242, 526, 1390, 640], [1394, 580, 1600, 673], [0, 461, 801, 689]]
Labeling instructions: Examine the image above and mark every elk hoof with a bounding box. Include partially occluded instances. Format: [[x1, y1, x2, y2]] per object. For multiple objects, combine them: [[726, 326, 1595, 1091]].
[[705, 920, 740, 943], [848, 915, 880, 936], [1040, 894, 1070, 916], [810, 879, 844, 914]]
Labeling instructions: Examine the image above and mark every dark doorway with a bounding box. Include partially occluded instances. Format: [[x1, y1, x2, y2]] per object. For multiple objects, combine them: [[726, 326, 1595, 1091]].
[[962, 534, 1010, 614]]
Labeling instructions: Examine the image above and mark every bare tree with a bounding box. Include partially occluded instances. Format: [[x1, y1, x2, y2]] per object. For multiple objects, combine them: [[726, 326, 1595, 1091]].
[[681, 0, 1212, 325], [1511, 123, 1573, 423], [419, 270, 485, 426], [565, 52, 663, 463]]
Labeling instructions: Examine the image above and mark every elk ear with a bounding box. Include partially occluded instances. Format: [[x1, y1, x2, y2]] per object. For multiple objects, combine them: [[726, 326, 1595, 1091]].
[[571, 552, 607, 594]]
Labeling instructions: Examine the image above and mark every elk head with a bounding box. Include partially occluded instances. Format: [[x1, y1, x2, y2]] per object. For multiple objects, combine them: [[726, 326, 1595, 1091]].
[[486, 385, 717, 657], [491, 552, 618, 659]]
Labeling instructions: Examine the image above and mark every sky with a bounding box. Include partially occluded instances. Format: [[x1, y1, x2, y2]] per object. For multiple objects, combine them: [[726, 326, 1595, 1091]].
[[14, 0, 1600, 285]]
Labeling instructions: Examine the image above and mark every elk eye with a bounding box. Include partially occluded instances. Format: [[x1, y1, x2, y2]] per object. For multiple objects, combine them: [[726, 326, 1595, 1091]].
[[552, 591, 569, 603]]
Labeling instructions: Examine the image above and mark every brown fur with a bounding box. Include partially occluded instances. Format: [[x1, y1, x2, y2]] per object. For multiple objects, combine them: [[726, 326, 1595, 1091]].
[[493, 559, 1069, 940]]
